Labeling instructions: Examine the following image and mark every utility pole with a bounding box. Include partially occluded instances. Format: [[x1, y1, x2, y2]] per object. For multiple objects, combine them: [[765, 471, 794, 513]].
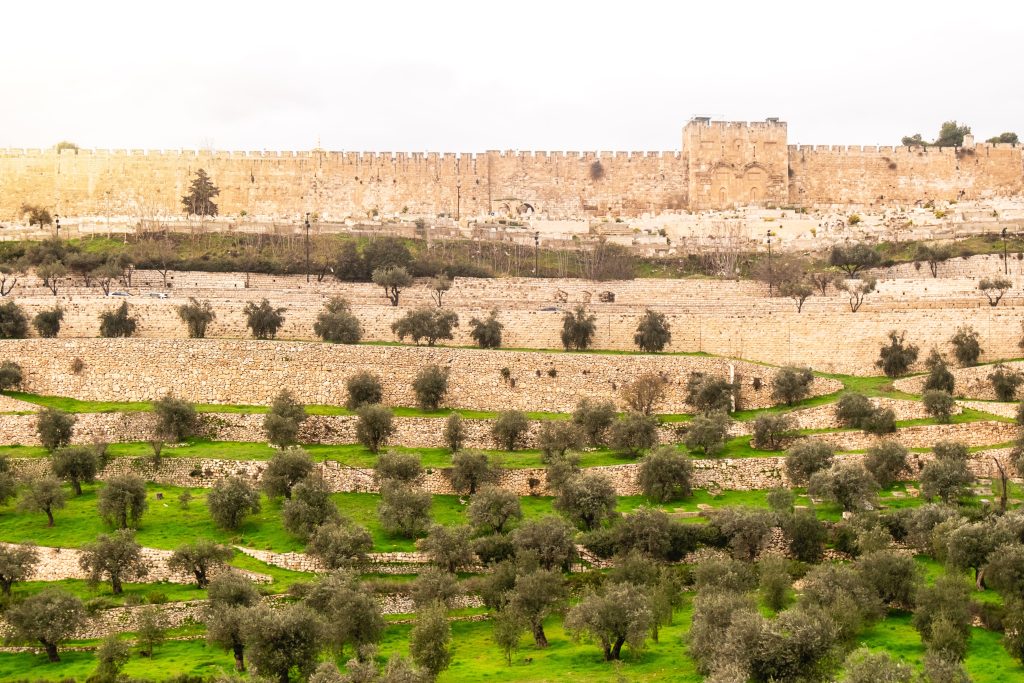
[[55, 214, 60, 240], [767, 229, 773, 296], [305, 212, 311, 283], [534, 231, 540, 275], [1002, 227, 1008, 275]]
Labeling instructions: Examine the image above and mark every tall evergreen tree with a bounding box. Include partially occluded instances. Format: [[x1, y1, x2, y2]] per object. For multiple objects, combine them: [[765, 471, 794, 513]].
[[181, 168, 220, 216]]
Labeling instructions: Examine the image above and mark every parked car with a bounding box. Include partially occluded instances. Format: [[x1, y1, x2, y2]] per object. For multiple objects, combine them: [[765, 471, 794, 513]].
[[107, 291, 131, 297], [145, 292, 168, 299]]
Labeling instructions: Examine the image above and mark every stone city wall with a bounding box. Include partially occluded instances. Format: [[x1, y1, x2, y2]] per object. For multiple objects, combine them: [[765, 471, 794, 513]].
[[0, 339, 840, 412]]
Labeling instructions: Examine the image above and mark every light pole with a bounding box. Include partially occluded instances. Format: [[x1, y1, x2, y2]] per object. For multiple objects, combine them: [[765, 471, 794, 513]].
[[534, 231, 540, 275], [55, 214, 60, 240], [305, 213, 311, 283], [767, 229, 774, 296], [1002, 227, 1008, 275]]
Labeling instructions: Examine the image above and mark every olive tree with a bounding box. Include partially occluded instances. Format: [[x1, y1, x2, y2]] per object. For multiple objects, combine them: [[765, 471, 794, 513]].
[[168, 539, 233, 588], [36, 407, 75, 452], [244, 604, 324, 683], [177, 298, 216, 338], [205, 571, 261, 672], [492, 410, 529, 450], [97, 474, 148, 528], [263, 390, 307, 448], [281, 475, 341, 541], [356, 404, 395, 453], [50, 445, 101, 495], [560, 306, 597, 350], [449, 450, 500, 495], [392, 308, 459, 346], [634, 309, 671, 352], [208, 476, 262, 530], [508, 569, 566, 648], [5, 589, 84, 661], [372, 266, 413, 306], [153, 395, 200, 443], [314, 297, 362, 344], [637, 446, 693, 502], [572, 398, 617, 446], [877, 330, 919, 378], [684, 411, 731, 455], [469, 310, 503, 349], [808, 462, 878, 511], [243, 299, 286, 339], [79, 529, 148, 594], [418, 524, 476, 573], [346, 371, 383, 409], [771, 366, 814, 406], [261, 447, 314, 499], [18, 476, 67, 527], [565, 582, 653, 660], [378, 483, 432, 538], [303, 571, 385, 659], [306, 520, 374, 569], [409, 602, 453, 679], [0, 544, 40, 596], [467, 486, 522, 534], [412, 364, 449, 409], [512, 516, 577, 571], [609, 412, 660, 456], [863, 440, 909, 489], [553, 471, 618, 530], [621, 372, 668, 415], [950, 326, 982, 366]]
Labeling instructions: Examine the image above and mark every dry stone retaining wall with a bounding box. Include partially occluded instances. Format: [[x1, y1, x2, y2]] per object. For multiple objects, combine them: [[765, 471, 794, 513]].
[[0, 338, 840, 412], [895, 362, 1024, 400]]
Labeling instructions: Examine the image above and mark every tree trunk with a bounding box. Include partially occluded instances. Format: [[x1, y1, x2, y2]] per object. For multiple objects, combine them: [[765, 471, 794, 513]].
[[196, 570, 208, 589], [0, 579, 10, 596], [112, 576, 123, 595], [976, 567, 986, 591], [232, 643, 245, 671], [43, 641, 59, 662], [45, 508, 54, 527], [602, 643, 613, 661], [610, 637, 626, 660], [532, 622, 549, 648], [71, 480, 82, 496]]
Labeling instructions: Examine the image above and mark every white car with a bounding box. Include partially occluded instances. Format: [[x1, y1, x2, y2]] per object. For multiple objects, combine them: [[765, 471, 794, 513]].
[[145, 292, 169, 299]]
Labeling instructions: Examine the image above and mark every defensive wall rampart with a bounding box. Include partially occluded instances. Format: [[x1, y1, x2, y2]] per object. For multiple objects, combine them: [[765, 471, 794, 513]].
[[2, 120, 1020, 219]]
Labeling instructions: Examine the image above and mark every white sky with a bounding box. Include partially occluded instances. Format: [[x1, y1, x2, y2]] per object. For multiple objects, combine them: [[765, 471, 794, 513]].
[[2, 0, 1021, 152]]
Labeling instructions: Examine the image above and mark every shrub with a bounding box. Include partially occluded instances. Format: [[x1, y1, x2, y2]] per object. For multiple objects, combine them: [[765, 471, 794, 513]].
[[572, 398, 617, 446], [242, 299, 286, 339], [468, 310, 503, 349], [443, 412, 465, 451], [920, 442, 974, 503], [633, 309, 671, 352], [609, 412, 660, 456], [392, 307, 459, 346], [412, 364, 449, 409], [263, 390, 307, 447], [876, 330, 919, 377], [177, 298, 216, 338], [98, 301, 137, 337], [313, 297, 361, 343], [686, 374, 734, 414], [492, 410, 529, 450], [560, 306, 597, 350], [990, 364, 1024, 401], [862, 407, 897, 435], [950, 326, 981, 366], [97, 474, 148, 528], [0, 300, 28, 339], [923, 389, 956, 423], [863, 440, 909, 488], [355, 404, 394, 453], [782, 508, 826, 563], [0, 360, 22, 390], [31, 307, 63, 338], [621, 372, 668, 415], [684, 411, 731, 455], [771, 366, 814, 406], [751, 413, 795, 450], [637, 446, 692, 502], [924, 349, 955, 393], [207, 476, 262, 530], [37, 407, 76, 451], [154, 395, 199, 442], [808, 462, 878, 511], [345, 371, 383, 409]]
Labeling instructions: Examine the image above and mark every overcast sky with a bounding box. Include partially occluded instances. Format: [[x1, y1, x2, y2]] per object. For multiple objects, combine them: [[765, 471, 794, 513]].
[[2, 0, 1020, 152]]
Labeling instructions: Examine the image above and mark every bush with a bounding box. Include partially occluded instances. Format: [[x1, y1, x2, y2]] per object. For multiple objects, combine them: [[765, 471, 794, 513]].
[[836, 392, 874, 428], [468, 310, 503, 349], [263, 390, 307, 448], [242, 299, 286, 339], [37, 407, 75, 451], [876, 330, 919, 377], [560, 306, 597, 350], [863, 407, 897, 435], [572, 398, 617, 446], [923, 389, 956, 423], [207, 476, 262, 530], [633, 309, 671, 352], [392, 307, 459, 346], [492, 410, 529, 451], [751, 413, 795, 450], [153, 395, 199, 442], [686, 374, 734, 415], [684, 412, 731, 455], [863, 440, 909, 488], [98, 301, 137, 337], [990, 364, 1024, 401], [0, 301, 28, 339], [782, 509, 826, 563], [621, 372, 668, 415], [313, 297, 361, 344], [31, 307, 63, 338], [412, 364, 449, 410], [950, 326, 981, 366], [784, 440, 834, 485], [637, 446, 693, 502], [355, 404, 394, 453], [177, 298, 216, 338], [920, 442, 974, 503], [610, 412, 660, 456], [771, 366, 814, 406], [345, 371, 382, 409], [0, 360, 22, 390], [443, 412, 465, 451]]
